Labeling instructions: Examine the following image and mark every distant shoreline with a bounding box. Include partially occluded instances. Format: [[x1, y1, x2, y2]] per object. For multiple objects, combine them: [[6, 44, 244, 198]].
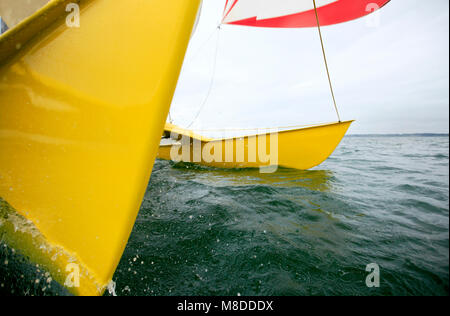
[[346, 133, 449, 137]]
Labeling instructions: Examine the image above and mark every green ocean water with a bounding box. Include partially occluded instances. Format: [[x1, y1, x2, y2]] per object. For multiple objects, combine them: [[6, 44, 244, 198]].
[[1, 135, 449, 296]]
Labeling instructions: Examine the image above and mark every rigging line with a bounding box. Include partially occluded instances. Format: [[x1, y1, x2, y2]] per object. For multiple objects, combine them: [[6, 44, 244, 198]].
[[186, 25, 221, 129], [168, 26, 220, 125], [312, 0, 342, 122], [186, 26, 220, 64]]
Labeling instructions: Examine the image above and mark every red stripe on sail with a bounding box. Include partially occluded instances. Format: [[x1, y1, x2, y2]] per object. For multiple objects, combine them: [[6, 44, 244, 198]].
[[224, 0, 390, 28], [223, 0, 240, 23], [223, 0, 229, 16]]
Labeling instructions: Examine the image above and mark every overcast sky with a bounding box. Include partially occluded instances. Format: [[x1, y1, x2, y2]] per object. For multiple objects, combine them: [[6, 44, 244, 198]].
[[170, 0, 449, 134]]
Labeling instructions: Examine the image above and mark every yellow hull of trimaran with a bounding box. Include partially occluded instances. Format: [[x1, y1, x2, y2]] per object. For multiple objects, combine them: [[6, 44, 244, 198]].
[[0, 0, 201, 295], [158, 121, 354, 170]]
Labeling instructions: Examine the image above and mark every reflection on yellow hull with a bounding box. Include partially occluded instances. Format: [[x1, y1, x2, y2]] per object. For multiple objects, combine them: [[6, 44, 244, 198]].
[[158, 121, 353, 170], [0, 0, 201, 295]]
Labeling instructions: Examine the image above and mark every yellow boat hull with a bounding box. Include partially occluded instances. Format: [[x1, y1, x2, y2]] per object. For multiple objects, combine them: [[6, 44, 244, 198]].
[[158, 121, 353, 170], [0, 0, 201, 295]]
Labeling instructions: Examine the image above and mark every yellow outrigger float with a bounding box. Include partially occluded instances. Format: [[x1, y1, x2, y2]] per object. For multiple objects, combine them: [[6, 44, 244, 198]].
[[158, 121, 353, 170], [0, 0, 201, 295]]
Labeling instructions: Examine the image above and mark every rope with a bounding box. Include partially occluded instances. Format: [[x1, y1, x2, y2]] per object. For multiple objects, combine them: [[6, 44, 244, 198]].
[[312, 0, 341, 122], [185, 26, 221, 129]]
